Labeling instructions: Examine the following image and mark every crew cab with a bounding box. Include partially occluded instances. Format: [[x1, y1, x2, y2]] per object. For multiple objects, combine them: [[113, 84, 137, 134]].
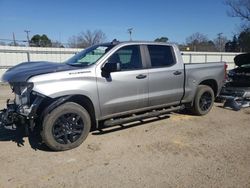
[[0, 41, 226, 151]]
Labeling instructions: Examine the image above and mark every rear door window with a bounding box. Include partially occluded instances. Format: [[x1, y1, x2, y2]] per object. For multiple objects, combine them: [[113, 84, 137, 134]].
[[147, 45, 176, 67]]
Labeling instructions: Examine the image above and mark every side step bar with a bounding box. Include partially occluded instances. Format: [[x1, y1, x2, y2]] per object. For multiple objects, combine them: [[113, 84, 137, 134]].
[[103, 105, 184, 127]]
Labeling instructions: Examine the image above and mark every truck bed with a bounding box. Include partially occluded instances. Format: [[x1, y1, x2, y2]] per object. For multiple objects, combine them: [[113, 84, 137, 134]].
[[182, 62, 226, 103]]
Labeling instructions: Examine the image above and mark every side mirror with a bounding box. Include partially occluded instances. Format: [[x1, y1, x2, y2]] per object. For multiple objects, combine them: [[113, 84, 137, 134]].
[[101, 62, 121, 77]]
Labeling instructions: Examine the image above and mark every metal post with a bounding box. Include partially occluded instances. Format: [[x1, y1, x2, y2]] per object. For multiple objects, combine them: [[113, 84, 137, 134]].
[[217, 33, 223, 52], [24, 30, 31, 46], [12, 32, 17, 46], [127, 28, 133, 41], [27, 52, 30, 62]]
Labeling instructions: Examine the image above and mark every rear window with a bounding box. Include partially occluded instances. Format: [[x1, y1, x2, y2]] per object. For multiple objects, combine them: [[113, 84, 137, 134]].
[[148, 45, 176, 67]]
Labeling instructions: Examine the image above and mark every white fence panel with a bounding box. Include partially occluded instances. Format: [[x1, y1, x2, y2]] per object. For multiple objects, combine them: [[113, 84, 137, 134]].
[[0, 45, 242, 81]]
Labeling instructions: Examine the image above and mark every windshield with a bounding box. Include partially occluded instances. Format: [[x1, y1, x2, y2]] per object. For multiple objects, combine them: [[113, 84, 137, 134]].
[[65, 44, 114, 66]]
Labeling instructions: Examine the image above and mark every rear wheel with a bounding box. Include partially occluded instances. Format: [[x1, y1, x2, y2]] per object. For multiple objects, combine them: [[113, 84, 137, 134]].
[[192, 85, 214, 115], [41, 102, 91, 151]]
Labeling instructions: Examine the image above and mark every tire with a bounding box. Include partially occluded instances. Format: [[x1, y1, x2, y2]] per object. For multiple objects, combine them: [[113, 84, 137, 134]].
[[41, 102, 91, 151], [192, 85, 215, 116]]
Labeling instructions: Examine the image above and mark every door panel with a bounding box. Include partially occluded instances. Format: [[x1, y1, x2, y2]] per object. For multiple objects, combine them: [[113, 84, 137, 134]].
[[97, 45, 149, 118], [97, 70, 148, 117], [148, 67, 184, 106], [147, 45, 184, 106]]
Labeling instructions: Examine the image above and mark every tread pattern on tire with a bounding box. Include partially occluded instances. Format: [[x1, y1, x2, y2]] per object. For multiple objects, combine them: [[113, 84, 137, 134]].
[[192, 85, 214, 116], [41, 102, 91, 151]]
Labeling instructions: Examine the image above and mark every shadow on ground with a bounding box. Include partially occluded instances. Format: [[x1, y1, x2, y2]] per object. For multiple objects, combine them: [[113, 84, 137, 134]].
[[0, 114, 171, 151], [92, 115, 170, 135], [0, 125, 50, 151]]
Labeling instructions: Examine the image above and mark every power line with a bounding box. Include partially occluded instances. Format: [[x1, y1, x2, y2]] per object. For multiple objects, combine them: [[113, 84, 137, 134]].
[[0, 38, 27, 42]]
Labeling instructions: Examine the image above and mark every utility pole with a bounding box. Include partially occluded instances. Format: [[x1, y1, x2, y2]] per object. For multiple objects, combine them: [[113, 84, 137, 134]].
[[24, 30, 31, 46], [217, 32, 223, 52], [127, 28, 133, 41], [12, 32, 17, 46]]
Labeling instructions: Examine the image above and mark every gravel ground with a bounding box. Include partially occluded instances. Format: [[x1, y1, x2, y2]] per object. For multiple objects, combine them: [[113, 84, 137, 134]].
[[0, 85, 250, 188]]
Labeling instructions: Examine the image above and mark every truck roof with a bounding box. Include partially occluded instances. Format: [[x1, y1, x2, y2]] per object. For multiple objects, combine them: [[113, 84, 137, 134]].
[[107, 40, 175, 46]]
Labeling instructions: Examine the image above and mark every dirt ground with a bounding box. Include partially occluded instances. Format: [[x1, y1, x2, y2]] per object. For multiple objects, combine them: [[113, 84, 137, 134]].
[[0, 84, 250, 188]]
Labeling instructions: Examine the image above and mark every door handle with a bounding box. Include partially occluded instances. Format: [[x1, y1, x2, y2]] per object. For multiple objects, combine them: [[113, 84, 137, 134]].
[[173, 71, 182, 75], [136, 74, 147, 79]]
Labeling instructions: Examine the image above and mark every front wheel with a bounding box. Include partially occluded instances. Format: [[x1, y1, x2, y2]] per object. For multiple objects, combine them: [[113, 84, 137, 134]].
[[192, 85, 215, 116], [41, 102, 91, 151]]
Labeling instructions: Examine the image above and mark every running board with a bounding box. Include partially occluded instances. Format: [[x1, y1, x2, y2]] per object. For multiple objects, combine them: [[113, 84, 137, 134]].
[[103, 105, 184, 127]]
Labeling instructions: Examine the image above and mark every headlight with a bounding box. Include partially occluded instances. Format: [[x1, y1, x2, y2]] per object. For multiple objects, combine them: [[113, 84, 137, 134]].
[[11, 82, 34, 95], [11, 82, 34, 105], [20, 83, 34, 96]]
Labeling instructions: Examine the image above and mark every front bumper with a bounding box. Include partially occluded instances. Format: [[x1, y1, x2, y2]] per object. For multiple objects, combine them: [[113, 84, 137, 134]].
[[219, 86, 250, 98], [0, 100, 20, 128], [0, 96, 44, 129], [217, 86, 250, 111]]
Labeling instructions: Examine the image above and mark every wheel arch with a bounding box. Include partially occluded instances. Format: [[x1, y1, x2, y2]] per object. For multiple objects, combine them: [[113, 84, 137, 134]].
[[68, 95, 97, 131], [36, 95, 98, 131], [199, 79, 218, 96]]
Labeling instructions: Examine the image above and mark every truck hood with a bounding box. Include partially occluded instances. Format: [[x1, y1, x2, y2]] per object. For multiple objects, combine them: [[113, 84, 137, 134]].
[[1, 61, 80, 83], [234, 53, 250, 67]]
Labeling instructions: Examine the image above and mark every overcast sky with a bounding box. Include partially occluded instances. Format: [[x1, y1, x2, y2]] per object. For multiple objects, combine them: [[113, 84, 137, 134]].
[[0, 0, 242, 44]]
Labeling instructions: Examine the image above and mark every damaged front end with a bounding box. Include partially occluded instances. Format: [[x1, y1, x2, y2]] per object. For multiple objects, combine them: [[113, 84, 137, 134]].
[[0, 100, 18, 127], [218, 53, 250, 110], [0, 82, 44, 131]]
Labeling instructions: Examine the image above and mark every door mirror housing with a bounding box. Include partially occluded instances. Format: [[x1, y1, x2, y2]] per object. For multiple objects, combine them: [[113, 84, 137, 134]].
[[101, 62, 121, 77]]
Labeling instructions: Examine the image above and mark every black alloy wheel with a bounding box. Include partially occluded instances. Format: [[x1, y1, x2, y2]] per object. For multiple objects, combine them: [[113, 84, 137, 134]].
[[192, 85, 215, 116], [52, 113, 84, 144], [41, 102, 91, 151], [199, 92, 212, 112]]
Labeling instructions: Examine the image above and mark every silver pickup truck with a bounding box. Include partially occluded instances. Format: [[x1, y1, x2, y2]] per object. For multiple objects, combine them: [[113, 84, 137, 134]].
[[0, 41, 226, 151]]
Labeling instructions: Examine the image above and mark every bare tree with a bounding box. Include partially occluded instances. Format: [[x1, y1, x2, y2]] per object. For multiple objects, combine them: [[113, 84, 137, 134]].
[[186, 32, 217, 52], [186, 32, 208, 44], [214, 34, 228, 52], [186, 32, 207, 51], [68, 30, 107, 48], [51, 40, 64, 48], [68, 36, 79, 48], [225, 0, 250, 21]]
